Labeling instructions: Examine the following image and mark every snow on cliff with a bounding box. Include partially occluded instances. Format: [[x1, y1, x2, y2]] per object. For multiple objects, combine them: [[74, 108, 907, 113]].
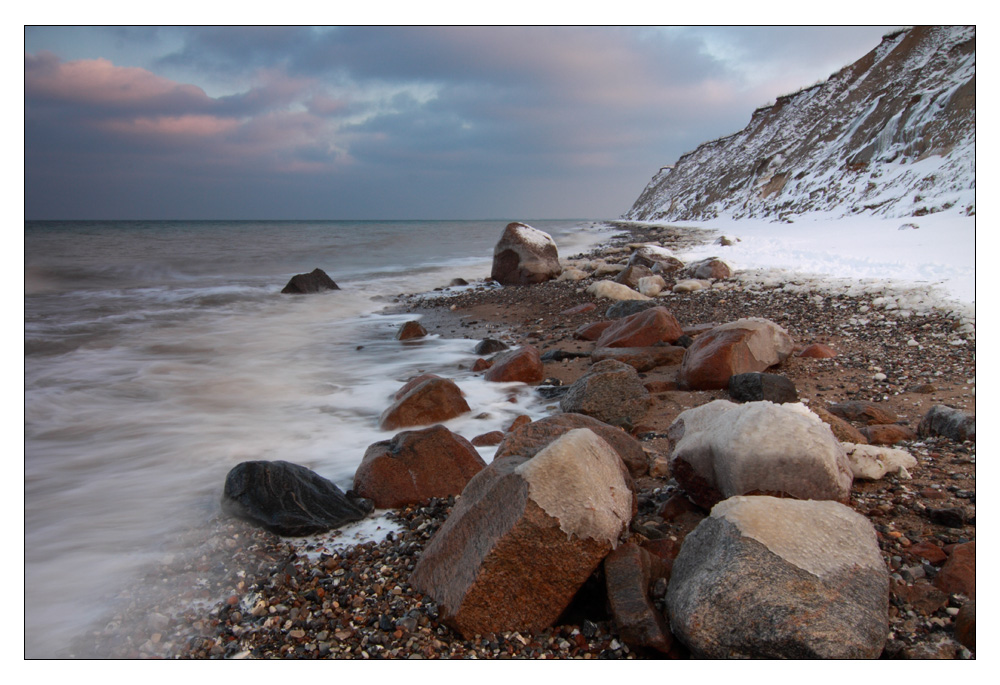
[[624, 26, 975, 223]]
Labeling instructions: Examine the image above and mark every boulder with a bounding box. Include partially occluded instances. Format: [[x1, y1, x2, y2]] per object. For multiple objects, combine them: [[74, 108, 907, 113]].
[[604, 542, 673, 653], [934, 541, 975, 597], [638, 275, 667, 297], [574, 321, 613, 341], [594, 306, 683, 348], [353, 425, 486, 508], [281, 268, 340, 294], [605, 300, 661, 319], [474, 338, 509, 355], [678, 318, 794, 390], [591, 346, 686, 372], [409, 429, 634, 637], [614, 264, 654, 290], [393, 374, 442, 400], [471, 431, 505, 447], [684, 257, 731, 280], [559, 359, 651, 430], [918, 405, 976, 442], [490, 222, 561, 285], [494, 412, 648, 479], [221, 460, 371, 536], [395, 320, 427, 340], [955, 600, 975, 651], [380, 377, 471, 431], [843, 443, 917, 480], [797, 343, 838, 358], [727, 372, 798, 404], [586, 280, 652, 301], [484, 345, 544, 384], [810, 406, 868, 444], [827, 400, 898, 426], [668, 400, 853, 508], [667, 495, 889, 659], [859, 423, 917, 445]]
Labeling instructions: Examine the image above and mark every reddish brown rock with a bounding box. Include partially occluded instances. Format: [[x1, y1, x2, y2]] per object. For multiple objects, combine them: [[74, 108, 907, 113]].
[[827, 401, 898, 426], [471, 431, 504, 447], [640, 537, 682, 572], [471, 358, 492, 372], [859, 423, 917, 445], [560, 302, 597, 316], [591, 346, 686, 372], [797, 343, 838, 358], [409, 430, 634, 638], [644, 380, 678, 393], [574, 321, 613, 341], [604, 542, 673, 653], [484, 345, 543, 384], [934, 541, 975, 597], [495, 412, 648, 479], [595, 306, 684, 348], [685, 257, 731, 280], [380, 377, 471, 430], [908, 541, 948, 565], [394, 374, 443, 400], [395, 320, 427, 340], [890, 579, 949, 615], [811, 406, 868, 444], [506, 415, 532, 432], [490, 222, 561, 285], [658, 493, 706, 527], [354, 425, 486, 508], [677, 318, 794, 390], [955, 600, 975, 651]]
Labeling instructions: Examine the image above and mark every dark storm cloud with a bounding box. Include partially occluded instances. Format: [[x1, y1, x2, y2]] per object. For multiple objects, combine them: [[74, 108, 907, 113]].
[[24, 26, 896, 219]]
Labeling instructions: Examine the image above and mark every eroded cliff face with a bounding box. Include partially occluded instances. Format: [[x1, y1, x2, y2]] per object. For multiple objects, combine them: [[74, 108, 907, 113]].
[[625, 26, 975, 222]]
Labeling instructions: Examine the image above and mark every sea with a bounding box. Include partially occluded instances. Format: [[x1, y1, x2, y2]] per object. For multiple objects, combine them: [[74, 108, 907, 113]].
[[24, 219, 615, 658]]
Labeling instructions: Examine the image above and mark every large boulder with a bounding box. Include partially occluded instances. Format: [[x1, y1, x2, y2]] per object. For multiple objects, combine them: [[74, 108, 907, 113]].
[[559, 359, 651, 430], [594, 306, 684, 348], [353, 425, 486, 508], [221, 460, 371, 536], [678, 318, 794, 390], [918, 404, 976, 442], [490, 222, 561, 285], [494, 412, 648, 479], [409, 429, 634, 637], [667, 495, 889, 659], [668, 400, 853, 508], [684, 257, 731, 280], [380, 377, 470, 430], [484, 345, 544, 384], [281, 268, 340, 294]]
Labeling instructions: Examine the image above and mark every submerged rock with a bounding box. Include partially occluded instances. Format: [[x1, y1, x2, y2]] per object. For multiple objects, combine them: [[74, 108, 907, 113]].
[[221, 460, 371, 536], [281, 268, 340, 294], [380, 377, 470, 430]]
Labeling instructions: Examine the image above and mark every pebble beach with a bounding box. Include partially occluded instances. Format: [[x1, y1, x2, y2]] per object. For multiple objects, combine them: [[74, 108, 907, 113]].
[[68, 221, 975, 660]]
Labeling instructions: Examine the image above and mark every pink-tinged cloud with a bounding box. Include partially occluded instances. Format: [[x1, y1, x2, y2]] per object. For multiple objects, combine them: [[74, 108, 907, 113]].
[[25, 51, 212, 109], [102, 115, 242, 139]]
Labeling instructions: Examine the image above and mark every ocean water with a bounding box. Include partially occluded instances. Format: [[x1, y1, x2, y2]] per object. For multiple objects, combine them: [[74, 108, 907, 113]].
[[24, 219, 612, 657]]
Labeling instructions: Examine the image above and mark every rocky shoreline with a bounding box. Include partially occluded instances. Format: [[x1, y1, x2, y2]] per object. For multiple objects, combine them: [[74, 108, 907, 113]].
[[72, 221, 974, 659]]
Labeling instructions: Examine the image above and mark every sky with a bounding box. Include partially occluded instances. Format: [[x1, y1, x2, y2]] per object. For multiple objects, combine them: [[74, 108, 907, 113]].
[[24, 25, 900, 220]]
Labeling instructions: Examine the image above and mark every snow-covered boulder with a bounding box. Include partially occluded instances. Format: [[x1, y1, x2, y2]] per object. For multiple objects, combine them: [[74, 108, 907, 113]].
[[490, 222, 561, 285], [843, 443, 917, 480], [668, 400, 853, 508], [667, 495, 889, 658]]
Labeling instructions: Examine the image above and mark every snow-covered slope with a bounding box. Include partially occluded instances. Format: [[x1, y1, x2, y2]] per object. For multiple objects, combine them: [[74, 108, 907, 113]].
[[625, 26, 975, 222]]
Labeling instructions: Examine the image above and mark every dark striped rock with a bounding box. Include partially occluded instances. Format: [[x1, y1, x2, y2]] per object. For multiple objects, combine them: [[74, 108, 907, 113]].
[[918, 404, 976, 442], [559, 359, 651, 430], [222, 460, 371, 536], [727, 372, 798, 404], [667, 495, 889, 659]]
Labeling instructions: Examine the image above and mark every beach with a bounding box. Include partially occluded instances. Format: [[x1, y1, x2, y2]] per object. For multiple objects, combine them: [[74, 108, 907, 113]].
[[54, 220, 974, 659]]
